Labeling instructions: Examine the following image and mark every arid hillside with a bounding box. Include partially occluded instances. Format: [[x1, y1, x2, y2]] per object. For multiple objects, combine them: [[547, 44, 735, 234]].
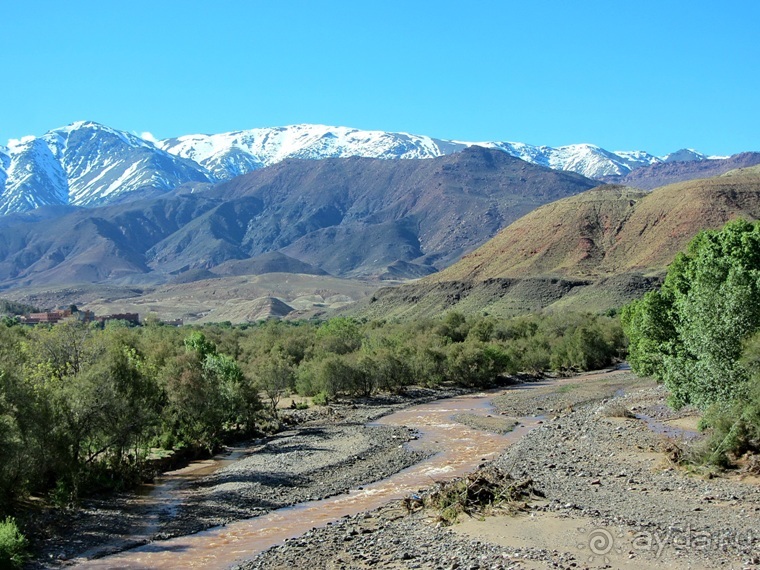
[[354, 169, 760, 318]]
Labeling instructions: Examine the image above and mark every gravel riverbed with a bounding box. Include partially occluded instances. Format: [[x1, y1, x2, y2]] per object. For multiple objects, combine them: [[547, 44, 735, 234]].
[[29, 387, 464, 567], [29, 372, 760, 569], [238, 372, 760, 570]]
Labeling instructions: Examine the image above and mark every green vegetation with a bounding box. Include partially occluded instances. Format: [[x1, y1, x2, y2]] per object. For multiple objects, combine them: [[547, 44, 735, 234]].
[[0, 299, 38, 317], [0, 310, 623, 518], [0, 517, 28, 569], [622, 219, 760, 465]]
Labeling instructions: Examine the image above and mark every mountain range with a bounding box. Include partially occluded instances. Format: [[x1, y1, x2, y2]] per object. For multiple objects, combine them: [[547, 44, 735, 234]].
[[354, 165, 760, 320], [3, 120, 760, 323], [0, 147, 597, 289], [2, 121, 750, 216]]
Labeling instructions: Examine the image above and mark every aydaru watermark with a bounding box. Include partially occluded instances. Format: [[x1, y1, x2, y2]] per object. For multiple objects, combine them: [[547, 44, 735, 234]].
[[577, 521, 758, 564]]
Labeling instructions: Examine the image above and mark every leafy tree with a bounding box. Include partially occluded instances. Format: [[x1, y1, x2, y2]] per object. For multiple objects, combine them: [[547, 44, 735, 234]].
[[184, 331, 216, 360], [467, 317, 496, 342], [253, 350, 295, 413], [622, 219, 760, 408], [695, 331, 760, 466], [436, 311, 470, 343], [316, 318, 363, 355], [550, 325, 616, 372], [445, 341, 512, 387]]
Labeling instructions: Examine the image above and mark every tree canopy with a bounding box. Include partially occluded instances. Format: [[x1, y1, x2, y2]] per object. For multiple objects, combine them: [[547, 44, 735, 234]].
[[622, 219, 760, 409]]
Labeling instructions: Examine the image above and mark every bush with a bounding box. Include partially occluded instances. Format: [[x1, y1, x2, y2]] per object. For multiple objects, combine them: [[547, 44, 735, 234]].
[[312, 391, 329, 406], [698, 376, 760, 467], [445, 341, 512, 387], [0, 517, 28, 569]]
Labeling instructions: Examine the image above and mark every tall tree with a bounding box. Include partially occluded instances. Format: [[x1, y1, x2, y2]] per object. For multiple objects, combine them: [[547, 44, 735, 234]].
[[622, 219, 760, 408]]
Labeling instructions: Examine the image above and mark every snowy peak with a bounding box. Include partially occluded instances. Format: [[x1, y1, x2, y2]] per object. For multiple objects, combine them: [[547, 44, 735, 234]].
[[0, 137, 69, 214], [157, 125, 671, 182], [158, 126, 676, 181], [662, 148, 708, 163], [0, 121, 734, 215], [157, 124, 455, 180], [0, 122, 212, 213], [0, 146, 9, 190]]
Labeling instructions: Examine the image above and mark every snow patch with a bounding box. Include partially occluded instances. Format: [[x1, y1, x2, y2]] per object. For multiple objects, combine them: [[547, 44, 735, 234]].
[[0, 120, 725, 215]]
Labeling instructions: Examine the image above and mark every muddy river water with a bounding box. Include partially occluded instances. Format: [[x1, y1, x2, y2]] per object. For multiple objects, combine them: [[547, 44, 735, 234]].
[[74, 390, 541, 569]]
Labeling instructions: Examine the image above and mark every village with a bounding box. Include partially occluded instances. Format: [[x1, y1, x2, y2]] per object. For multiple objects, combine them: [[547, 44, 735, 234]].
[[19, 307, 142, 326]]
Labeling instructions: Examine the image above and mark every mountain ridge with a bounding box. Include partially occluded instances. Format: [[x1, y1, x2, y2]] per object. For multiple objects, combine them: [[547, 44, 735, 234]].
[[0, 147, 598, 288], [1, 120, 744, 215], [351, 169, 760, 319]]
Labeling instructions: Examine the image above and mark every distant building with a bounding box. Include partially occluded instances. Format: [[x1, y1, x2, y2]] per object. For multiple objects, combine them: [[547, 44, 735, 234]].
[[21, 308, 141, 327], [22, 308, 96, 325], [96, 313, 140, 326], [24, 309, 72, 324]]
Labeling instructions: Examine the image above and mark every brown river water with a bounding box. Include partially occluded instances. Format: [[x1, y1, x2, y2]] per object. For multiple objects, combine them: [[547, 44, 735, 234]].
[[73, 390, 541, 569]]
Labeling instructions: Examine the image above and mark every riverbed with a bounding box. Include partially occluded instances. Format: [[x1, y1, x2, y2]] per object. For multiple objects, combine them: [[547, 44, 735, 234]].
[[71, 390, 536, 569]]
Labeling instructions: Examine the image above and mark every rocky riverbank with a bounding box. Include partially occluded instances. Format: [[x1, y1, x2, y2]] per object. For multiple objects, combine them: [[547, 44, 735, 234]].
[[29, 387, 466, 567], [239, 372, 760, 570]]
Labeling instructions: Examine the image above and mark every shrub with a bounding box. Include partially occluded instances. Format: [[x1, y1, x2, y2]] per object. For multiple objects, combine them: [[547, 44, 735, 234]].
[[600, 401, 635, 418], [0, 517, 28, 569], [312, 391, 329, 406], [698, 377, 760, 467]]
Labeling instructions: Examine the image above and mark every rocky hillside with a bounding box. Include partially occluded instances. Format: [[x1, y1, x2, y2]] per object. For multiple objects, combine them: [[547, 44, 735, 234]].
[[0, 147, 597, 289], [601, 151, 760, 190], [355, 169, 760, 318]]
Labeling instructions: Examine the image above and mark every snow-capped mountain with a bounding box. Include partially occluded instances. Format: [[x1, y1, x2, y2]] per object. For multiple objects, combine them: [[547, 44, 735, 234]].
[[158, 125, 662, 181], [479, 142, 663, 178], [0, 122, 211, 215], [157, 124, 464, 180], [661, 148, 709, 163], [0, 121, 726, 215]]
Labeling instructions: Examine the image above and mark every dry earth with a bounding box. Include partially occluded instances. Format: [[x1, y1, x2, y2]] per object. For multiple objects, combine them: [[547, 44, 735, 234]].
[[240, 371, 760, 570]]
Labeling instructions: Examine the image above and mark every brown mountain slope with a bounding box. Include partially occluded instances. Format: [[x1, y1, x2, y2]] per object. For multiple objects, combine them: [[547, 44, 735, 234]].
[[430, 186, 645, 281], [600, 151, 760, 190], [433, 172, 760, 283], [353, 170, 760, 319], [0, 147, 597, 289]]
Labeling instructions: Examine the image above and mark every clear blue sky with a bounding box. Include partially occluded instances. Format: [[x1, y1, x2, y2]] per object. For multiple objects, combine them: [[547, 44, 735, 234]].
[[2, 1, 758, 156]]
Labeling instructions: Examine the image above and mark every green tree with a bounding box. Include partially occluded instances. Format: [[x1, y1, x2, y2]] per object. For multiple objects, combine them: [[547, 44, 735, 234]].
[[316, 318, 363, 355], [622, 219, 760, 408], [253, 351, 295, 413], [445, 341, 512, 387]]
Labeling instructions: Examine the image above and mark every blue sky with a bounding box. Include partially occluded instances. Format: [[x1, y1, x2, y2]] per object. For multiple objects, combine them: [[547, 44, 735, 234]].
[[1, 1, 758, 155]]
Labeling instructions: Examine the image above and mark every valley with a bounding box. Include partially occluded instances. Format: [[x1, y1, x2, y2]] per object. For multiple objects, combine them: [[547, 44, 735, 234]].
[[4, 4, 759, 570], [28, 370, 759, 569], [2, 273, 379, 324], [3, 122, 760, 570]]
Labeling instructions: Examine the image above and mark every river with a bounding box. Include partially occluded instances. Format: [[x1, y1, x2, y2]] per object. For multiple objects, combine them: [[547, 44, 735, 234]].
[[73, 390, 540, 569]]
